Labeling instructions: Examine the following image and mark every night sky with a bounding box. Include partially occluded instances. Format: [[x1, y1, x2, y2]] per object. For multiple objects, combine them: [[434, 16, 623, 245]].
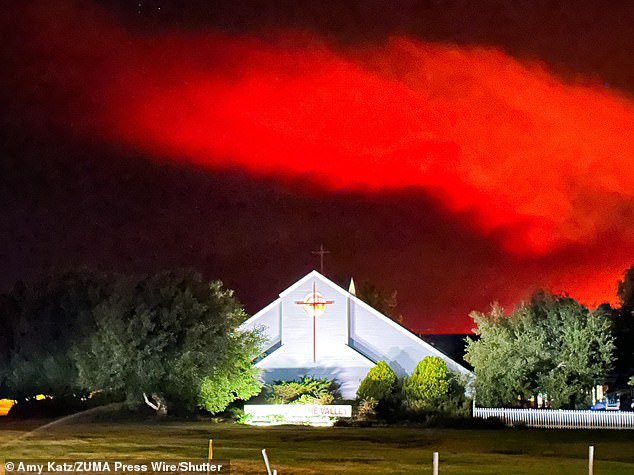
[[2, 1, 634, 333]]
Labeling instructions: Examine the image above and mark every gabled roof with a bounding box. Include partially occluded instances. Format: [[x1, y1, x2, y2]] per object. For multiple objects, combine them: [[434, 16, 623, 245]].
[[240, 270, 328, 328], [242, 270, 472, 376], [278, 269, 331, 298]]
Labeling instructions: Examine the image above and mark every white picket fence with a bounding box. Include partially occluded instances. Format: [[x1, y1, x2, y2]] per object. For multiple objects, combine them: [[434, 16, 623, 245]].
[[473, 407, 634, 429]]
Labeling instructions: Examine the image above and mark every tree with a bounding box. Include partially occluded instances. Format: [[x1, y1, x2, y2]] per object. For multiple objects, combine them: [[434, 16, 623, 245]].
[[464, 303, 544, 407], [617, 265, 634, 312], [613, 265, 634, 378], [465, 292, 615, 409], [199, 329, 263, 413], [72, 270, 262, 415], [356, 360, 397, 402], [0, 289, 21, 396], [356, 281, 403, 324], [0, 271, 114, 398], [403, 356, 449, 407]]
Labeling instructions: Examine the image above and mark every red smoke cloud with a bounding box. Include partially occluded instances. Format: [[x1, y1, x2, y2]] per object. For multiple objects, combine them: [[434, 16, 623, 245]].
[[104, 32, 634, 258], [7, 2, 634, 324]]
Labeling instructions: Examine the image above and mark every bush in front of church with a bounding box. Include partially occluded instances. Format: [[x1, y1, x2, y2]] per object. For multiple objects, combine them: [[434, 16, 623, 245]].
[[403, 356, 449, 408], [265, 376, 340, 405], [401, 356, 471, 417], [355, 361, 400, 422], [356, 360, 397, 403]]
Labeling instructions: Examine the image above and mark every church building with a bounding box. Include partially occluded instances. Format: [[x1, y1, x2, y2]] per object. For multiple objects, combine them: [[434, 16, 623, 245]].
[[240, 270, 472, 399]]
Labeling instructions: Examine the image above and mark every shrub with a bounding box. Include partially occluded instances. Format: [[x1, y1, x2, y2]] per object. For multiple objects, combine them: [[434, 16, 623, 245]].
[[356, 361, 397, 402], [233, 409, 253, 424], [403, 356, 449, 408], [265, 376, 339, 405], [356, 398, 378, 420]]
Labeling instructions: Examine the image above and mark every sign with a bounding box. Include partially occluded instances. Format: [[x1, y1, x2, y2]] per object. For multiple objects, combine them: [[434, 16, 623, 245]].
[[243, 404, 352, 426]]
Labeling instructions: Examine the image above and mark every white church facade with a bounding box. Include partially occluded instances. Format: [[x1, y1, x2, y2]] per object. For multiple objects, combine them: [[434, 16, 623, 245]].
[[240, 270, 472, 399]]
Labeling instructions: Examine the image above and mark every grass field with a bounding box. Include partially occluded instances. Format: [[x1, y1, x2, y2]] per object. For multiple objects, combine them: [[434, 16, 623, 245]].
[[2, 412, 634, 474]]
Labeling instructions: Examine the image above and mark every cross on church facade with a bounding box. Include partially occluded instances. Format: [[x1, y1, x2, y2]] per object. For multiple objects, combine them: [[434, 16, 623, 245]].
[[294, 282, 334, 362], [311, 243, 331, 274]]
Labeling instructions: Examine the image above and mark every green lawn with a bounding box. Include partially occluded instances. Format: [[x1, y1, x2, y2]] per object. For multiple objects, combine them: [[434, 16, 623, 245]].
[[2, 413, 634, 474]]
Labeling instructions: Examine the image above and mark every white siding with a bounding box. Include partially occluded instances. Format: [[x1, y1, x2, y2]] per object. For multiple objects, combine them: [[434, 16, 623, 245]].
[[349, 298, 470, 376], [256, 344, 375, 399], [240, 271, 473, 399], [280, 279, 348, 361]]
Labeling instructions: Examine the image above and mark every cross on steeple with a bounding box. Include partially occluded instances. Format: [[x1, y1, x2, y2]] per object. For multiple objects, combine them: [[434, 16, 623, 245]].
[[311, 243, 330, 274]]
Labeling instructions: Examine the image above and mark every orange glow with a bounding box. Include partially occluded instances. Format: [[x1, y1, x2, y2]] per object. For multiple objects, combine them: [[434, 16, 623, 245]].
[[0, 399, 15, 417]]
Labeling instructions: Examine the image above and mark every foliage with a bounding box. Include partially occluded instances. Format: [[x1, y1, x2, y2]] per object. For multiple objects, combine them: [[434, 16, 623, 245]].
[[232, 408, 253, 424], [0, 271, 114, 398], [610, 310, 634, 377], [617, 265, 634, 311], [612, 265, 634, 375], [355, 398, 378, 420], [72, 270, 262, 415], [356, 360, 397, 402], [436, 373, 472, 417], [198, 329, 262, 414], [235, 413, 254, 424], [265, 376, 339, 405], [356, 281, 403, 324], [465, 292, 615, 409], [629, 375, 634, 387], [399, 369, 470, 419], [403, 356, 449, 407], [464, 303, 543, 408]]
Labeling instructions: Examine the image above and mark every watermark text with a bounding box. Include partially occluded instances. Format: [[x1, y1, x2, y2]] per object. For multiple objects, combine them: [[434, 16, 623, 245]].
[[3, 460, 229, 474]]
